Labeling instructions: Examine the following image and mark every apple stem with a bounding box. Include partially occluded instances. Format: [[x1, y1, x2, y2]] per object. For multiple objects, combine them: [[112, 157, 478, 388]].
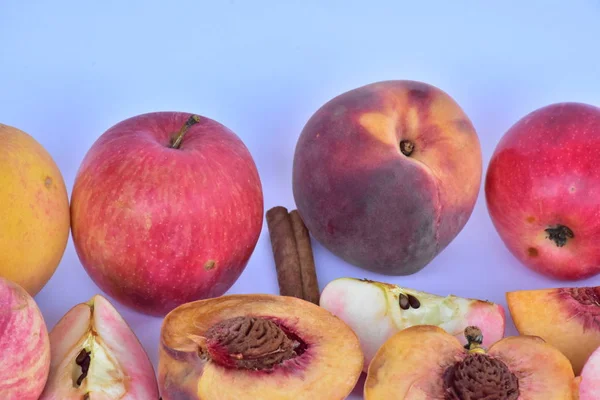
[[170, 115, 202, 149], [545, 224, 574, 247]]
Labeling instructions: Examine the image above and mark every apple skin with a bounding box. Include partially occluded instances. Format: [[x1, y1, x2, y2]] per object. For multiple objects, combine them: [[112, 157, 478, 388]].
[[71, 112, 263, 316], [292, 80, 482, 275], [486, 102, 600, 280], [0, 276, 51, 400]]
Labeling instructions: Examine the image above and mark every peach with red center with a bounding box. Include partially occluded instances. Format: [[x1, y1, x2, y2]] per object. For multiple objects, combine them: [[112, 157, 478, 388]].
[[158, 294, 364, 400], [507, 286, 600, 376]]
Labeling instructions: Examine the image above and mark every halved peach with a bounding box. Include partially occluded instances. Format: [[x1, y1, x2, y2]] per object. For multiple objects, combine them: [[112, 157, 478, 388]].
[[507, 286, 600, 375], [39, 294, 159, 399], [320, 277, 505, 371], [158, 294, 363, 400], [364, 325, 575, 399]]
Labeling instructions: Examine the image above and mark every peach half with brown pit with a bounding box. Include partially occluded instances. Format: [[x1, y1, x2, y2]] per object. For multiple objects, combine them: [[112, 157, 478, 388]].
[[39, 294, 159, 399], [158, 294, 364, 400], [365, 325, 575, 399], [507, 286, 600, 376]]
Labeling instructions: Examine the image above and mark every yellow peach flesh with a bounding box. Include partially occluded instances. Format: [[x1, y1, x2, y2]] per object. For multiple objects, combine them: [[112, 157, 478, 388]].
[[159, 294, 364, 400], [365, 325, 575, 400], [507, 288, 600, 375]]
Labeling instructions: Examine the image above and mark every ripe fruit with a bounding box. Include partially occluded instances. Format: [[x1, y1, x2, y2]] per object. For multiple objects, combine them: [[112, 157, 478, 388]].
[[0, 276, 51, 399], [486, 102, 600, 280], [364, 325, 575, 399], [319, 277, 505, 370], [0, 123, 70, 295], [158, 294, 364, 400], [39, 294, 159, 399], [577, 345, 600, 399], [71, 112, 264, 316], [292, 80, 482, 275], [507, 286, 600, 375]]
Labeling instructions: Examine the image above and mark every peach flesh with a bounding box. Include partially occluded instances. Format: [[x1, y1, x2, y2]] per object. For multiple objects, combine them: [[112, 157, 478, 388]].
[[0, 277, 50, 400], [319, 277, 505, 371], [159, 294, 364, 400], [292, 80, 482, 275], [39, 294, 159, 399], [507, 286, 600, 375], [364, 325, 575, 399]]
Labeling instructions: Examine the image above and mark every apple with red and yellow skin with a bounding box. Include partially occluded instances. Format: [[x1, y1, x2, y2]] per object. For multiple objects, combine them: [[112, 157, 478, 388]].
[[486, 102, 600, 280], [71, 112, 263, 316], [293, 80, 482, 274]]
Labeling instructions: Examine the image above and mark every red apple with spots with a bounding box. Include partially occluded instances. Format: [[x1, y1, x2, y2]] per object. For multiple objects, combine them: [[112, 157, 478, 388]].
[[292, 80, 482, 275], [486, 102, 600, 280], [71, 112, 263, 316]]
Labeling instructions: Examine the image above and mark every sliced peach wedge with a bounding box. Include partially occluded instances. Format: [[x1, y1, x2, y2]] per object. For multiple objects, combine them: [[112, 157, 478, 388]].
[[319, 277, 506, 370], [158, 294, 364, 400], [39, 294, 159, 399], [507, 286, 600, 375], [364, 325, 575, 399]]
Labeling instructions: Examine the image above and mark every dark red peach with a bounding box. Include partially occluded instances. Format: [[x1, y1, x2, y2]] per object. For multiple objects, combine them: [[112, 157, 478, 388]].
[[292, 80, 482, 275]]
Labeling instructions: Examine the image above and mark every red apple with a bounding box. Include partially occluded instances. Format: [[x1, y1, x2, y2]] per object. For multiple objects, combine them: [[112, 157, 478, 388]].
[[486, 102, 600, 280], [71, 112, 263, 316], [292, 80, 482, 275]]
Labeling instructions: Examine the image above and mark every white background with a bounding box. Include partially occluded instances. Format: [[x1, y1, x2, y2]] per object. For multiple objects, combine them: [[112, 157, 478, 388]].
[[2, 1, 600, 398]]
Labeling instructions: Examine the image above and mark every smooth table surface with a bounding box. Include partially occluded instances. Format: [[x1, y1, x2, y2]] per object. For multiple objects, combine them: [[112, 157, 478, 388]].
[[2, 2, 600, 398]]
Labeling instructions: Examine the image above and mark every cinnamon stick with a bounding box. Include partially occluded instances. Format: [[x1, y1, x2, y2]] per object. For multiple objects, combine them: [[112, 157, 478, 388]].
[[266, 206, 304, 299], [289, 210, 320, 304]]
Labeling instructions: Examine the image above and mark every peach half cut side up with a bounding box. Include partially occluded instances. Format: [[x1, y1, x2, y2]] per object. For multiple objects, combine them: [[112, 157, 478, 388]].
[[158, 294, 364, 400], [319, 277, 505, 371], [364, 325, 575, 399], [507, 286, 600, 376]]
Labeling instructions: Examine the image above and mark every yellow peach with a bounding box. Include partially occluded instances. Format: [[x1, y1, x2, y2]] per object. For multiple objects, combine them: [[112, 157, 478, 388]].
[[0, 123, 69, 295]]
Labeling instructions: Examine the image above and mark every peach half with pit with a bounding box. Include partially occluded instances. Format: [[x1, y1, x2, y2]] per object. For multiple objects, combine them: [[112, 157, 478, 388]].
[[507, 286, 600, 376], [364, 325, 575, 399], [39, 294, 159, 399], [158, 294, 364, 400], [319, 277, 506, 371]]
